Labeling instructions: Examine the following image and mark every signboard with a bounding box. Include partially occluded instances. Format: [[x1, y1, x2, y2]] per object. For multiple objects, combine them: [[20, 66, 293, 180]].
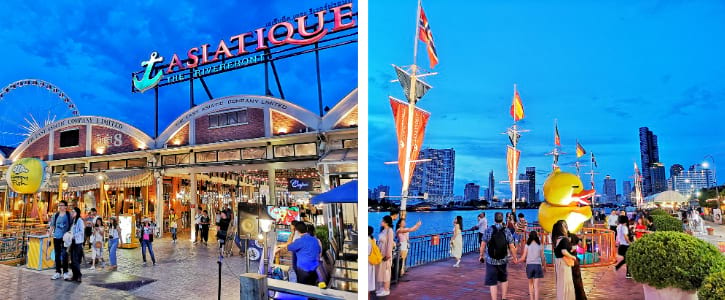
[[132, 2, 356, 92], [267, 206, 300, 225], [288, 178, 313, 192], [714, 208, 723, 225]]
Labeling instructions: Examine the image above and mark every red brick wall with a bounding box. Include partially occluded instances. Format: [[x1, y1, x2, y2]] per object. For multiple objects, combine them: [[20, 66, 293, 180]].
[[91, 126, 142, 156], [334, 107, 358, 129], [167, 124, 189, 147], [54, 126, 87, 160], [194, 108, 265, 144], [19, 135, 49, 160], [272, 110, 307, 136]]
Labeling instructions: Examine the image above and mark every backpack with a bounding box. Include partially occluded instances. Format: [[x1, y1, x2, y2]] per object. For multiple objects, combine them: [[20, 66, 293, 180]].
[[369, 238, 383, 265], [487, 225, 508, 260]]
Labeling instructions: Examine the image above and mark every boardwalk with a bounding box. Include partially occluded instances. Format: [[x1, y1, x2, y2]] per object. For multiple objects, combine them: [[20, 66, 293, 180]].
[[381, 252, 644, 300]]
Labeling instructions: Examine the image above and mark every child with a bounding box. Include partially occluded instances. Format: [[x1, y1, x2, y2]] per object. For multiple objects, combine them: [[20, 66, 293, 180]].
[[520, 231, 545, 300], [90, 218, 105, 270]]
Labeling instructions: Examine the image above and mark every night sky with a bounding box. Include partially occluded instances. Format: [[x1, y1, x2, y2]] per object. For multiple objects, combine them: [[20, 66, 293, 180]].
[[368, 1, 725, 198], [0, 0, 357, 146]]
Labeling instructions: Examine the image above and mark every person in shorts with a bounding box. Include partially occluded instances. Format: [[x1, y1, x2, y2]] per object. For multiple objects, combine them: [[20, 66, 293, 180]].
[[480, 212, 518, 300], [521, 231, 545, 300]]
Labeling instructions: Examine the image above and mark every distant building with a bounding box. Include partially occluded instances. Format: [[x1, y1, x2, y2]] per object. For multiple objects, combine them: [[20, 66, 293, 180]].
[[516, 173, 529, 202], [526, 167, 536, 204], [464, 183, 480, 201], [603, 175, 617, 204], [651, 162, 667, 194], [409, 148, 455, 204], [639, 127, 667, 195], [669, 164, 715, 195], [670, 164, 684, 177], [372, 185, 390, 201], [482, 188, 490, 202], [622, 181, 632, 202], [368, 188, 373, 200], [488, 170, 495, 201]]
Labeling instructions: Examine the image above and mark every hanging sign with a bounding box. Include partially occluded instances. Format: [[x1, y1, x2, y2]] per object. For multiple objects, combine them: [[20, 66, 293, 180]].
[[288, 178, 313, 192], [5, 158, 47, 194]]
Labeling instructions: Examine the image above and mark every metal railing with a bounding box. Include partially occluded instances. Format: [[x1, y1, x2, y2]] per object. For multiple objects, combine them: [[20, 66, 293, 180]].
[[404, 229, 479, 268]]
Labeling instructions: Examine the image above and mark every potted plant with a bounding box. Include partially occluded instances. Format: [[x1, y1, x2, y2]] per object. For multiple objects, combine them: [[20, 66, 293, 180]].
[[628, 231, 725, 300], [698, 271, 725, 300]]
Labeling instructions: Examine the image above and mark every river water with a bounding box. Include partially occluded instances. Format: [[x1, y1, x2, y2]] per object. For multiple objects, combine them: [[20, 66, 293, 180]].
[[368, 209, 541, 237]]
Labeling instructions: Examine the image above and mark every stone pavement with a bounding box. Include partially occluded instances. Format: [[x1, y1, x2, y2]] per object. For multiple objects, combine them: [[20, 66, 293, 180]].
[[379, 253, 644, 300], [697, 221, 725, 250], [0, 231, 260, 300]]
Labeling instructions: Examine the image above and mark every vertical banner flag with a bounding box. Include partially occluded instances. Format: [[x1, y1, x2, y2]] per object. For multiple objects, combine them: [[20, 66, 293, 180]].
[[554, 123, 561, 146], [391, 97, 431, 185], [506, 146, 521, 194], [394, 65, 432, 103], [418, 6, 439, 69], [576, 141, 586, 158], [591, 152, 598, 168], [510, 88, 524, 122]]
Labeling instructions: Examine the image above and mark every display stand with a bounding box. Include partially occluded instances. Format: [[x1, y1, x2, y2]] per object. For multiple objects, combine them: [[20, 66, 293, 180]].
[[26, 234, 54, 270], [118, 214, 139, 249]]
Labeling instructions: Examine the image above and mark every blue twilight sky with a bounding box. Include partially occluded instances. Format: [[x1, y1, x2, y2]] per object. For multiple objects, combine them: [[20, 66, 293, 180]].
[[369, 1, 725, 198], [0, 0, 357, 147]]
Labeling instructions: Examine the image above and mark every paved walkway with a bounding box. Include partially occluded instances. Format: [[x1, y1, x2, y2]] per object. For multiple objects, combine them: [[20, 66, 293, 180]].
[[697, 221, 725, 250], [0, 231, 259, 300], [380, 253, 644, 300]]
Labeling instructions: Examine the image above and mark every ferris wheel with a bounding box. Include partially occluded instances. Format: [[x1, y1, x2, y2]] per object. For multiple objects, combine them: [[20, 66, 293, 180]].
[[0, 79, 80, 147]]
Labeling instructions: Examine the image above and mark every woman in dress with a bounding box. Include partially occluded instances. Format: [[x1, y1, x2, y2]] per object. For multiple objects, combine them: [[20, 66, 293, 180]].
[[450, 216, 463, 268], [552, 220, 576, 300], [375, 215, 395, 297], [90, 217, 105, 270], [396, 218, 422, 276], [107, 217, 120, 271]]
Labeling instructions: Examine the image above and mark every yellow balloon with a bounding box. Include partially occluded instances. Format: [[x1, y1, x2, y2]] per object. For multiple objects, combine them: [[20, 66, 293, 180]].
[[539, 168, 593, 233], [5, 158, 47, 194]]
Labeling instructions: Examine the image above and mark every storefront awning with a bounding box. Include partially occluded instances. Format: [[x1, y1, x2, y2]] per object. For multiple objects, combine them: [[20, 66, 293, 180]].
[[41, 169, 154, 192], [318, 148, 357, 165], [311, 180, 357, 204]]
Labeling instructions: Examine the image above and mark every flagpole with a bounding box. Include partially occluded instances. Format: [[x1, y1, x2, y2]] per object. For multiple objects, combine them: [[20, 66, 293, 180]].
[[553, 119, 558, 170], [590, 152, 596, 225], [400, 0, 423, 221], [511, 84, 518, 213]]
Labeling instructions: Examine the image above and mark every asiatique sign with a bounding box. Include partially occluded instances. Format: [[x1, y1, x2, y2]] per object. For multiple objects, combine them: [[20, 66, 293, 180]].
[[133, 2, 355, 93]]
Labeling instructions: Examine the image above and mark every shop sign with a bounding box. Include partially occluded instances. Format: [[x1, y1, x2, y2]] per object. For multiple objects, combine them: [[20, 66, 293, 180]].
[[288, 178, 313, 191], [5, 158, 47, 194], [133, 2, 355, 92]]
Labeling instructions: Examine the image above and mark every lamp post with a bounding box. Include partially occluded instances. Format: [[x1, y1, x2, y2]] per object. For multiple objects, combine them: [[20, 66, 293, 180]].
[[703, 155, 720, 209]]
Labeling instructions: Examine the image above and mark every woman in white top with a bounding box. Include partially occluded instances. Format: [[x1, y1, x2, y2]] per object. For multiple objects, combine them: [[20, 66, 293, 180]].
[[107, 217, 120, 271], [614, 215, 632, 278], [90, 218, 105, 270], [375, 215, 395, 297], [520, 231, 545, 300], [68, 207, 85, 282], [396, 218, 421, 277], [450, 216, 463, 267]]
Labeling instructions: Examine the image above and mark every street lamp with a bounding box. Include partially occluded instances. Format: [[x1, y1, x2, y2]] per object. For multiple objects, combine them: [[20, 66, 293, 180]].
[[702, 155, 720, 208]]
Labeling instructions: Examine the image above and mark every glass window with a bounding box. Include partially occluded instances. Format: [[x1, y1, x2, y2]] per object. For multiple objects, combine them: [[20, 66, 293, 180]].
[[218, 149, 241, 161], [238, 110, 248, 124], [109, 160, 126, 170], [59, 129, 80, 148], [196, 151, 217, 163], [209, 115, 218, 128], [90, 161, 109, 171], [242, 147, 267, 160], [126, 158, 147, 168], [273, 145, 294, 158], [342, 139, 357, 149], [227, 111, 237, 124], [162, 155, 176, 166], [176, 154, 190, 164], [294, 143, 317, 156]]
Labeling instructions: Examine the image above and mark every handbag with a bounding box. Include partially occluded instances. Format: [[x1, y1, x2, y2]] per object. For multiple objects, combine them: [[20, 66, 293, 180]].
[[557, 237, 576, 267]]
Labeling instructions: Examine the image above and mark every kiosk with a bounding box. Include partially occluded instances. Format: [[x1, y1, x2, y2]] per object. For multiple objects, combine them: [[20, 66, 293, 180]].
[[118, 214, 139, 249], [26, 234, 54, 270]]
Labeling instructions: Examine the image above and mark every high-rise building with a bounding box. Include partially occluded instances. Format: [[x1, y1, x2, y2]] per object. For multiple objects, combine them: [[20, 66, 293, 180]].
[[372, 185, 390, 201], [526, 167, 536, 204], [483, 188, 490, 201], [669, 164, 715, 194], [516, 173, 529, 202], [488, 170, 495, 201], [603, 175, 617, 204], [639, 127, 666, 195], [622, 181, 632, 203], [408, 148, 456, 203], [464, 183, 480, 201], [670, 164, 684, 177]]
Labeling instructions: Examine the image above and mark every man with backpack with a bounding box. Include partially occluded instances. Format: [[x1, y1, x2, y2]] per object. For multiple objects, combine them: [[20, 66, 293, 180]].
[[479, 212, 518, 300], [48, 200, 71, 280]]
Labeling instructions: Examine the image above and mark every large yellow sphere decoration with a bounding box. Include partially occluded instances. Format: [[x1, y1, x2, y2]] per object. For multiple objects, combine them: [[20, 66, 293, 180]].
[[538, 168, 594, 233], [5, 158, 48, 194]]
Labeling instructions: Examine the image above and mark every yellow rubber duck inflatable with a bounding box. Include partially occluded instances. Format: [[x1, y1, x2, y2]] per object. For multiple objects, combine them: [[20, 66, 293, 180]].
[[538, 168, 594, 233]]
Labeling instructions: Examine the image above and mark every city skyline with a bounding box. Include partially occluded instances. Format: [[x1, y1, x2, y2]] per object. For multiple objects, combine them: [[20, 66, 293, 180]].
[[369, 1, 725, 197]]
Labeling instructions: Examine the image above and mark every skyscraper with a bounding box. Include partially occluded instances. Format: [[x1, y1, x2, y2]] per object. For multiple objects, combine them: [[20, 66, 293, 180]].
[[516, 173, 529, 202], [670, 164, 684, 177], [639, 127, 666, 195], [464, 183, 480, 201], [372, 185, 390, 201], [603, 175, 617, 204], [669, 164, 716, 194], [408, 148, 456, 203], [488, 170, 495, 201], [526, 167, 536, 203], [622, 181, 632, 203]]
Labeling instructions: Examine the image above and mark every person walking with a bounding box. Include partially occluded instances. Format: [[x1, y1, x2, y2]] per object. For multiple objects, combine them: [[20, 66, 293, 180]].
[[48, 200, 71, 280], [520, 231, 545, 300], [375, 215, 395, 297], [107, 217, 120, 271], [614, 215, 631, 278], [396, 218, 421, 276], [169, 208, 178, 243], [516, 213, 529, 250], [477, 212, 488, 245], [194, 207, 202, 244], [68, 207, 85, 283], [368, 226, 377, 299], [139, 218, 157, 266], [216, 210, 230, 247], [201, 210, 211, 246], [90, 218, 105, 270], [552, 220, 576, 300], [607, 210, 618, 232], [569, 234, 587, 300], [480, 212, 518, 300], [451, 216, 463, 267]]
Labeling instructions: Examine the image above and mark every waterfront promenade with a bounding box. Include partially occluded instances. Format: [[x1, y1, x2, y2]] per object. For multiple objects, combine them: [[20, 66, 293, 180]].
[[382, 252, 644, 299]]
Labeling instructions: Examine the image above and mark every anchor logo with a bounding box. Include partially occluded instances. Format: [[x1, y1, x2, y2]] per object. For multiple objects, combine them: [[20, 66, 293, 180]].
[[133, 52, 164, 93]]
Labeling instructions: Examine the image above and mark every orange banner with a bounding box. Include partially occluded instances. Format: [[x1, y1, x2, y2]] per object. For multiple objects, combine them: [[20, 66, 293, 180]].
[[391, 97, 431, 186], [506, 146, 520, 193]]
